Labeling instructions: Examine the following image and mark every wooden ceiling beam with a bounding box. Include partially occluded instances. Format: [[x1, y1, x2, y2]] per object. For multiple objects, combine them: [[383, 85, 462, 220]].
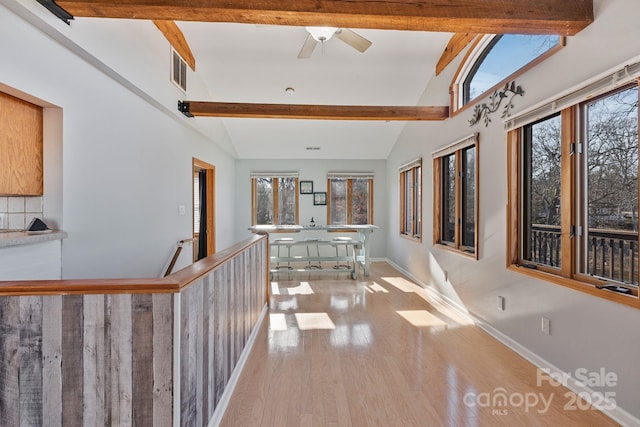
[[179, 101, 449, 121], [153, 20, 195, 70], [56, 0, 593, 36], [436, 33, 478, 76]]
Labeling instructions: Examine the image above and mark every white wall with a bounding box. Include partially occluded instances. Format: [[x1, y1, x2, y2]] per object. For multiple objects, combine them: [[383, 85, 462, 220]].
[[386, 0, 640, 421], [235, 159, 388, 258], [0, 1, 237, 278]]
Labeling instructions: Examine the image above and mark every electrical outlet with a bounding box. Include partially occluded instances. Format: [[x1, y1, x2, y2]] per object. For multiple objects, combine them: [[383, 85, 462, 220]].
[[497, 296, 505, 311], [541, 317, 551, 335], [178, 205, 186, 216]]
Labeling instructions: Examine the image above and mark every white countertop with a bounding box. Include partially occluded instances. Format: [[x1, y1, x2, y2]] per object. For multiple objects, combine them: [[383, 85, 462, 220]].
[[249, 224, 378, 232], [0, 230, 68, 248]]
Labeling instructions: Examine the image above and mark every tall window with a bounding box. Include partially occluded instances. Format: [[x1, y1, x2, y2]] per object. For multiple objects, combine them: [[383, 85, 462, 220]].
[[452, 34, 563, 112], [251, 173, 299, 225], [433, 134, 479, 257], [400, 159, 422, 240], [507, 82, 639, 307], [327, 173, 373, 225], [523, 114, 562, 268]]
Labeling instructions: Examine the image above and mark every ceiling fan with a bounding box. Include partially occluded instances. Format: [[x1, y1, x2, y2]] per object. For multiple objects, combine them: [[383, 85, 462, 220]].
[[298, 27, 372, 59]]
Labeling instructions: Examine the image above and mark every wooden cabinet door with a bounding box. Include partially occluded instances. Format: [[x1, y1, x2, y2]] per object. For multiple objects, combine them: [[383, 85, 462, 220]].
[[0, 92, 43, 195]]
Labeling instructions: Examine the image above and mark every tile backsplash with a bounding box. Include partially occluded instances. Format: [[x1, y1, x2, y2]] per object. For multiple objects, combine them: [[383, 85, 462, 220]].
[[0, 196, 44, 230]]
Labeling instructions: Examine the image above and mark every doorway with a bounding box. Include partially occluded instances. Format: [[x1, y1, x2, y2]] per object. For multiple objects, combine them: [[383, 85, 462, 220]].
[[193, 158, 215, 261]]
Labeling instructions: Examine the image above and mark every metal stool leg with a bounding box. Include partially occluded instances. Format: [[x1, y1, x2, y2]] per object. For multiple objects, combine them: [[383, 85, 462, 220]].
[[332, 237, 352, 269], [305, 238, 321, 269]]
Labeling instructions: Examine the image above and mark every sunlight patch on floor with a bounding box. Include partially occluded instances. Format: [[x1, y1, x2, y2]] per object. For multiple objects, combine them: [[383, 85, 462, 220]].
[[397, 310, 447, 328], [269, 313, 288, 331], [382, 276, 475, 326], [381, 276, 422, 293], [367, 282, 389, 293], [294, 312, 336, 330], [271, 281, 314, 295]]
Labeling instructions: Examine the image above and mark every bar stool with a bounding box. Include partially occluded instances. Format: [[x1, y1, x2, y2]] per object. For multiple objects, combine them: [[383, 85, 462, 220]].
[[273, 238, 294, 270], [304, 237, 322, 269], [332, 236, 352, 269]]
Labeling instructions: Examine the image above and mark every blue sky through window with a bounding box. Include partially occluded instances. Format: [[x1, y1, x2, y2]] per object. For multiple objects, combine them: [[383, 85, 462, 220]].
[[468, 35, 560, 101]]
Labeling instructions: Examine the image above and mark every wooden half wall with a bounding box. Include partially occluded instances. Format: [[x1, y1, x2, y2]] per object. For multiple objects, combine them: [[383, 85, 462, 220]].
[[0, 234, 268, 426]]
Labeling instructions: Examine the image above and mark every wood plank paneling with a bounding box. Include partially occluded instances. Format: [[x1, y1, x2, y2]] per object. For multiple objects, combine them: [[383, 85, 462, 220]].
[[0, 236, 268, 427], [42, 295, 62, 427], [61, 295, 83, 427], [180, 282, 196, 425], [19, 296, 43, 426], [132, 293, 154, 425], [83, 294, 105, 427], [152, 293, 173, 427], [0, 297, 20, 425], [109, 295, 132, 425]]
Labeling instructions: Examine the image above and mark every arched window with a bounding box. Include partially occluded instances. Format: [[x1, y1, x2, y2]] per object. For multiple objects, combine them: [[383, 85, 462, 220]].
[[452, 34, 563, 111]]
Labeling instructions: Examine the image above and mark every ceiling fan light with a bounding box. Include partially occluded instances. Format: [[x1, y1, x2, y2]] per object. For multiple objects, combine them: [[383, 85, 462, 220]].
[[306, 26, 338, 42]]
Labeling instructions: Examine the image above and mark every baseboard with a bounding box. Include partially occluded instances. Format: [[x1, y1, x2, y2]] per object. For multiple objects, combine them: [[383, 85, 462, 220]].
[[385, 259, 640, 427], [208, 303, 268, 427]]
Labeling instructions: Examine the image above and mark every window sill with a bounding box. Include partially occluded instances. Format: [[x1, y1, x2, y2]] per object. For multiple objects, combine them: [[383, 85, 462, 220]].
[[507, 264, 640, 309], [400, 233, 422, 243], [434, 243, 477, 260]]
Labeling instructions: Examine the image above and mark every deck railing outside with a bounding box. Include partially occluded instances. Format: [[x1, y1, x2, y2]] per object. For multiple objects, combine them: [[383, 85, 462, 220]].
[[529, 224, 639, 286]]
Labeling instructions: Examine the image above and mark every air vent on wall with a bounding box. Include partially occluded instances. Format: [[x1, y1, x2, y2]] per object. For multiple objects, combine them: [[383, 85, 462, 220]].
[[172, 49, 187, 92], [306, 146, 321, 151]]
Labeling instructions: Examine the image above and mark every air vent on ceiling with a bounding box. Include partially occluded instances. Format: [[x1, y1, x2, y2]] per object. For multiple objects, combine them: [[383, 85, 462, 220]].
[[306, 146, 321, 151], [171, 49, 187, 92]]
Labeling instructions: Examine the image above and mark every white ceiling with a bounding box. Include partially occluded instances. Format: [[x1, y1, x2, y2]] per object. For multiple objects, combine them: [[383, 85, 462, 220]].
[[178, 22, 453, 159]]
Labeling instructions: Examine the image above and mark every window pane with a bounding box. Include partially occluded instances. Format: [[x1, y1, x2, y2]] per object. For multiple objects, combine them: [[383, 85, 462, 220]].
[[461, 147, 476, 249], [442, 154, 456, 243], [523, 114, 562, 267], [404, 170, 414, 233], [278, 177, 297, 225], [330, 178, 347, 225], [255, 178, 274, 225], [351, 178, 370, 224], [585, 86, 638, 286], [415, 167, 421, 237], [464, 35, 560, 103]]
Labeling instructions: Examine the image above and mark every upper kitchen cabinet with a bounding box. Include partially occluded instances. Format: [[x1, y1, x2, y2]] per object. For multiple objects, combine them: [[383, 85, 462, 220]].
[[0, 91, 43, 195]]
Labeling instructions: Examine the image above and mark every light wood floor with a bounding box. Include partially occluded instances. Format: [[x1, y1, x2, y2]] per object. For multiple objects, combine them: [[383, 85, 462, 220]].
[[220, 262, 618, 426]]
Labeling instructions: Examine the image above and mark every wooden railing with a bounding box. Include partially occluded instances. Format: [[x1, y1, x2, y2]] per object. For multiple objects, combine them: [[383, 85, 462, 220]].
[[0, 234, 268, 427], [528, 224, 562, 268], [529, 224, 638, 286]]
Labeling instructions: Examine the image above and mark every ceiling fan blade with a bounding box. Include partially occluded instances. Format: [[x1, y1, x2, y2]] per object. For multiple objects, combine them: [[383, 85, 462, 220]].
[[335, 28, 372, 53], [297, 34, 318, 59]]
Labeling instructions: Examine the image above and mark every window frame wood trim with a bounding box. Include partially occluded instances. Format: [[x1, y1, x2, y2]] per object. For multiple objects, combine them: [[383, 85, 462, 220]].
[[251, 175, 299, 227], [449, 35, 566, 117], [399, 160, 423, 241], [506, 101, 640, 308], [327, 175, 374, 227], [433, 134, 479, 258]]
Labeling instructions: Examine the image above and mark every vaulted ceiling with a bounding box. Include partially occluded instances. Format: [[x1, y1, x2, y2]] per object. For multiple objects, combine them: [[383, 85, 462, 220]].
[[46, 0, 593, 159]]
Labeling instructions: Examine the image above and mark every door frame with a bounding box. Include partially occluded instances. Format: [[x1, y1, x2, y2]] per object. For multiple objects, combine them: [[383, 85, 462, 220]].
[[193, 158, 215, 259]]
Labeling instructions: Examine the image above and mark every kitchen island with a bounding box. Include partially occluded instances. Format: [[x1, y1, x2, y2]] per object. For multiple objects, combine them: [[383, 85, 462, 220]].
[[248, 224, 378, 277]]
